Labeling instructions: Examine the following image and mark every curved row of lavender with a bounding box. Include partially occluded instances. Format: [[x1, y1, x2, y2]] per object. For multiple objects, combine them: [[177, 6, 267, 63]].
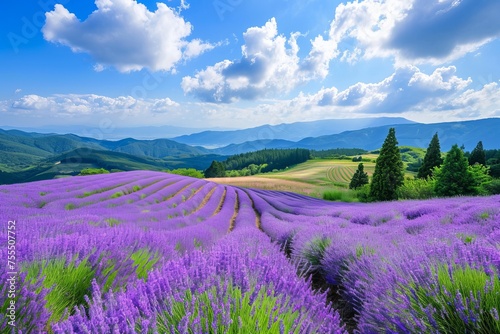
[[1, 170, 499, 333], [0, 171, 344, 333]]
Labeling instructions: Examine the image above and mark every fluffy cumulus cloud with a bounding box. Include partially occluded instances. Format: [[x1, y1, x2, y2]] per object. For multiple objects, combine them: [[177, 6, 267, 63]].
[[288, 66, 471, 114], [177, 66, 499, 128], [247, 65, 500, 124], [181, 18, 337, 103], [42, 0, 216, 72], [328, 0, 500, 64], [9, 94, 179, 116]]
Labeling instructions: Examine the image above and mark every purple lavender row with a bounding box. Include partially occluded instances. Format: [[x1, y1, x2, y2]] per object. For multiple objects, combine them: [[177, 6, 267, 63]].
[[49, 173, 189, 213], [33, 171, 152, 205], [147, 179, 211, 213], [131, 176, 199, 210], [187, 183, 226, 223], [52, 228, 346, 333], [123, 176, 182, 205], [0, 185, 238, 331], [41, 173, 163, 210], [129, 183, 219, 227], [251, 188, 342, 216], [76, 175, 185, 211], [231, 188, 259, 231], [161, 185, 237, 252], [279, 195, 500, 332], [171, 182, 218, 214]]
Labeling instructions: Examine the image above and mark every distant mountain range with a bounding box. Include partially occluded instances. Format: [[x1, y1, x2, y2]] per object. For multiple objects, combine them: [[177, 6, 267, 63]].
[[0, 124, 234, 140], [1, 117, 499, 184], [172, 117, 416, 148], [212, 118, 500, 155], [0, 129, 218, 175]]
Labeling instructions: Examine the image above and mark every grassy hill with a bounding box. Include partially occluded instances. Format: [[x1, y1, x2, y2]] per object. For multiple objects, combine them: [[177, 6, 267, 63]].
[[0, 129, 212, 171], [210, 157, 377, 198], [210, 148, 423, 199], [0, 148, 228, 185], [0, 149, 167, 184], [0, 129, 224, 184]]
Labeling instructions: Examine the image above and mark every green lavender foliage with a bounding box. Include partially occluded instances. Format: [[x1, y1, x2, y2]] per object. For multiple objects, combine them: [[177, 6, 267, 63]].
[[24, 257, 94, 324], [156, 283, 303, 334], [400, 264, 500, 333]]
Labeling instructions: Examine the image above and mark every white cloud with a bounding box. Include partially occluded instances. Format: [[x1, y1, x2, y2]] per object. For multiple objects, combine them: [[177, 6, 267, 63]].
[[176, 66, 497, 128], [288, 65, 471, 113], [42, 0, 217, 72], [241, 66, 496, 125], [438, 82, 500, 118], [328, 0, 500, 64], [9, 94, 179, 116], [182, 18, 337, 103], [2, 77, 499, 129]]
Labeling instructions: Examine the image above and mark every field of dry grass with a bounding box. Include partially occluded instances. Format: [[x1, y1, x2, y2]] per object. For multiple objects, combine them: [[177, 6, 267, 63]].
[[209, 158, 378, 198], [208, 176, 318, 196]]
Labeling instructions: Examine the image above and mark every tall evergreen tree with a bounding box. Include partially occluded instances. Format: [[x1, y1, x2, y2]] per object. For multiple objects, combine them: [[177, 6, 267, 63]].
[[349, 163, 369, 189], [434, 144, 475, 197], [369, 128, 404, 201], [417, 133, 443, 179], [469, 141, 486, 166], [204, 161, 225, 178]]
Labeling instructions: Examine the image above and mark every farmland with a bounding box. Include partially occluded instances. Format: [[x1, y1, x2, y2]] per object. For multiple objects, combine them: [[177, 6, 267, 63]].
[[211, 158, 378, 197], [1, 170, 500, 333]]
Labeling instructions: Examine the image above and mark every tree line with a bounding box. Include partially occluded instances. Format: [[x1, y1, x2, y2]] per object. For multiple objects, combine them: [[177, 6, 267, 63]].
[[348, 128, 499, 202], [204, 148, 311, 177]]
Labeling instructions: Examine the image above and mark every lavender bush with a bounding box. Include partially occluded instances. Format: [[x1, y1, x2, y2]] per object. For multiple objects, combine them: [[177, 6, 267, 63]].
[[1, 170, 499, 333]]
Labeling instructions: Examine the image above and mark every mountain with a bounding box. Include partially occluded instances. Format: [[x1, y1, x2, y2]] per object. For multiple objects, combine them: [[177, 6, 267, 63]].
[[98, 138, 210, 158], [172, 117, 416, 148], [298, 118, 500, 151], [0, 148, 227, 185], [0, 128, 210, 158], [212, 118, 500, 155], [0, 149, 165, 184], [0, 129, 211, 170], [1, 125, 234, 140], [211, 139, 297, 156], [2, 118, 499, 182]]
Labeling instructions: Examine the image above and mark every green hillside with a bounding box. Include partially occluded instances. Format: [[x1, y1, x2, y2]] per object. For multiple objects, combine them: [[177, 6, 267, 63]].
[[0, 149, 166, 184], [0, 129, 214, 176]]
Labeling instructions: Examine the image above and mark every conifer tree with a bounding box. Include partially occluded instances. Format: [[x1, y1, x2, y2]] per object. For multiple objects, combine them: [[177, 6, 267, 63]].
[[349, 163, 369, 189], [369, 128, 404, 201], [469, 141, 486, 166], [417, 133, 443, 179], [434, 144, 475, 197], [204, 161, 225, 178]]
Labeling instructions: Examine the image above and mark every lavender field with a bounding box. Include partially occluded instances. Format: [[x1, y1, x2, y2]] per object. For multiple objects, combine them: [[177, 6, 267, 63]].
[[1, 170, 500, 333]]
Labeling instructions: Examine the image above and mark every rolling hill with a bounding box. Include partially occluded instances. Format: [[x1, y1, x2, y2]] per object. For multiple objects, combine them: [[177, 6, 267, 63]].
[[0, 129, 212, 172], [0, 148, 227, 185], [1, 118, 499, 183], [212, 118, 500, 155], [172, 117, 416, 148]]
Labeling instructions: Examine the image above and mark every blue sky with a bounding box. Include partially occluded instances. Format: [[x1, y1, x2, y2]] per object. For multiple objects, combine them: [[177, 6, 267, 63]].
[[1, 0, 500, 131]]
